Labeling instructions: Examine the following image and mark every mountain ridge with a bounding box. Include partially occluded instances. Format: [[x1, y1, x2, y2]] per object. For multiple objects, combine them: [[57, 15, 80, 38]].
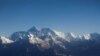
[[0, 26, 100, 45], [0, 26, 100, 56]]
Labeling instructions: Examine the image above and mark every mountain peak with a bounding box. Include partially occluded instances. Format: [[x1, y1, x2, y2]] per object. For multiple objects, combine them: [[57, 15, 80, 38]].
[[41, 28, 56, 36], [28, 26, 39, 33]]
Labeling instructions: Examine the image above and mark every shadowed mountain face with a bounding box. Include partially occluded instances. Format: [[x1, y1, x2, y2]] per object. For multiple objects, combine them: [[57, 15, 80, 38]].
[[0, 26, 100, 56]]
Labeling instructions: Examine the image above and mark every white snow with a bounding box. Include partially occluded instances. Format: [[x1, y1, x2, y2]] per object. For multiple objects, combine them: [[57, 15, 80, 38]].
[[54, 30, 66, 38], [0, 36, 14, 44], [83, 34, 91, 40], [67, 32, 77, 38]]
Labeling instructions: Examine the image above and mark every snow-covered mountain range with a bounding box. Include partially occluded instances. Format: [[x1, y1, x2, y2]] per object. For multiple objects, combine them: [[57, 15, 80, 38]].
[[0, 26, 100, 56]]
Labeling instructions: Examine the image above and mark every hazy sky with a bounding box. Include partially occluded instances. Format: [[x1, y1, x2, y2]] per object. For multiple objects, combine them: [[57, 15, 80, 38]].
[[0, 0, 100, 36]]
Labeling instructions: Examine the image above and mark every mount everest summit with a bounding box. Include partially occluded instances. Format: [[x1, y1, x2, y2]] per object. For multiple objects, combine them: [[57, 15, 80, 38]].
[[0, 26, 100, 56]]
